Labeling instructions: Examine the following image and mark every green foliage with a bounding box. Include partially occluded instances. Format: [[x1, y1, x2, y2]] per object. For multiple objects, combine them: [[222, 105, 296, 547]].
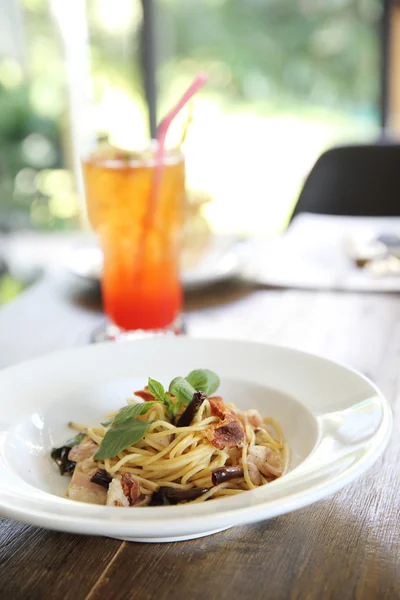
[[0, 274, 25, 304], [158, 0, 379, 109]]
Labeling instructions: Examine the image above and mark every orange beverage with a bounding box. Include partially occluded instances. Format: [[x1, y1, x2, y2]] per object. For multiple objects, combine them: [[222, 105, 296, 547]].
[[83, 146, 185, 332]]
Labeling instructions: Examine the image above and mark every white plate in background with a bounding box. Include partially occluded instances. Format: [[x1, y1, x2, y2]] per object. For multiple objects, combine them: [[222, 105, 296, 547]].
[[0, 338, 391, 542], [240, 214, 400, 292]]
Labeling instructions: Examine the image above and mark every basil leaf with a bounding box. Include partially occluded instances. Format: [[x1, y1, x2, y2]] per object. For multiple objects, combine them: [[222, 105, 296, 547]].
[[113, 401, 155, 424], [163, 399, 175, 421], [169, 376, 196, 405], [65, 432, 85, 448], [186, 369, 220, 396], [94, 417, 152, 460], [163, 393, 182, 420], [102, 402, 155, 428], [148, 378, 165, 403]]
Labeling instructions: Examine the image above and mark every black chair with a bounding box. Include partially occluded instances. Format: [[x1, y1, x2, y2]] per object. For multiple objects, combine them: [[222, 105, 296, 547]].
[[290, 143, 400, 221]]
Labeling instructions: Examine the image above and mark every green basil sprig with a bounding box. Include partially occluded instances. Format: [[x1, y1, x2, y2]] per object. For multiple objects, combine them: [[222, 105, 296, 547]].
[[185, 369, 220, 396], [93, 369, 220, 460], [95, 402, 155, 460], [148, 369, 220, 411], [148, 377, 178, 419], [169, 377, 196, 405]]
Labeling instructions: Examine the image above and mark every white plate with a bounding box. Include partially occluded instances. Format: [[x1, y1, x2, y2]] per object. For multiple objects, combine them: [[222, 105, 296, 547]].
[[65, 234, 242, 291], [0, 338, 392, 542]]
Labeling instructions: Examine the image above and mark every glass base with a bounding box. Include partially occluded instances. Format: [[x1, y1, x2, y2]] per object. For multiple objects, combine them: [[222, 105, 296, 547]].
[[91, 315, 186, 343]]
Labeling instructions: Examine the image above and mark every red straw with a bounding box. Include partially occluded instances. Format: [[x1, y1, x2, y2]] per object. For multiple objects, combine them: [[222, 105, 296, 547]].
[[144, 73, 208, 228]]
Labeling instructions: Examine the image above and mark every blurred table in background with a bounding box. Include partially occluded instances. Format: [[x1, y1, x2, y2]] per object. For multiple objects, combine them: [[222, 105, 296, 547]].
[[0, 270, 399, 599], [2, 215, 400, 302]]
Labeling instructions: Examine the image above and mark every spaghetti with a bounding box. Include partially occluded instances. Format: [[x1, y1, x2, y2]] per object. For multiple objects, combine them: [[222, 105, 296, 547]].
[[51, 370, 288, 507]]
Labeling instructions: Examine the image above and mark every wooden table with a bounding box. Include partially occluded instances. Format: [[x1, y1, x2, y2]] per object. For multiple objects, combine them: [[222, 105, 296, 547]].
[[1, 274, 399, 600]]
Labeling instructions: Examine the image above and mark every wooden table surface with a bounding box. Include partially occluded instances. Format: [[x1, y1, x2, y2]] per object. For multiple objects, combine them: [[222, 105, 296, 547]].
[[0, 274, 399, 600]]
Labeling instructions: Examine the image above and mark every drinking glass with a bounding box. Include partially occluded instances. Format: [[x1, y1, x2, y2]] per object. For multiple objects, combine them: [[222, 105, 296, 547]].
[[82, 145, 185, 340]]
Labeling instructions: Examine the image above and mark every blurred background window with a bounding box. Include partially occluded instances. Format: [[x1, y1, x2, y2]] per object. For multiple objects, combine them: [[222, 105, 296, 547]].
[[156, 0, 381, 234], [0, 0, 387, 300]]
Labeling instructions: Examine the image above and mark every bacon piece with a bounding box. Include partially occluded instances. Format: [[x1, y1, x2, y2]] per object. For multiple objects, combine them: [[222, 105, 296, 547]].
[[208, 397, 233, 420], [121, 473, 141, 505], [106, 478, 130, 507], [134, 388, 154, 402], [206, 422, 245, 449], [204, 397, 245, 449], [107, 474, 145, 507]]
